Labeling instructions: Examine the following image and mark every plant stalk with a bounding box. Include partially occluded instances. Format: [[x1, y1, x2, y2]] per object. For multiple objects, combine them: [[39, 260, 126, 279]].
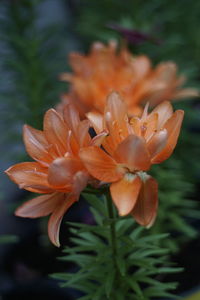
[[106, 192, 117, 259]]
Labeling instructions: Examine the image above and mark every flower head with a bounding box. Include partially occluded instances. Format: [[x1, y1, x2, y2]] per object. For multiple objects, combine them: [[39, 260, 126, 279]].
[[5, 105, 104, 246], [60, 41, 198, 116], [80, 92, 184, 226]]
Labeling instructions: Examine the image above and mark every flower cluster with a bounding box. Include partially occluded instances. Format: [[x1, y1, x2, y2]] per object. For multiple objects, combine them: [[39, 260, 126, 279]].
[[6, 92, 184, 246], [5, 105, 105, 246], [59, 41, 198, 116], [6, 41, 189, 247], [81, 93, 184, 226]]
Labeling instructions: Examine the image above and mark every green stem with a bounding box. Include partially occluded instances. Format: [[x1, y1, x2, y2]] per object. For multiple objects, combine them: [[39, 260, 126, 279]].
[[106, 192, 117, 259]]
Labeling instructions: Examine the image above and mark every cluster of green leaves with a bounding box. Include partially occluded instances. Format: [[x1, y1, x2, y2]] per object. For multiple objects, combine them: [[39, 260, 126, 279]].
[[0, 0, 65, 137], [52, 193, 182, 300], [150, 157, 200, 252]]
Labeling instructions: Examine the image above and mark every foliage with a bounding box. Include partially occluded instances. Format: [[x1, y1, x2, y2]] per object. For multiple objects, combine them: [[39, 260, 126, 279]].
[[0, 0, 65, 144], [51, 192, 182, 299], [150, 157, 200, 252]]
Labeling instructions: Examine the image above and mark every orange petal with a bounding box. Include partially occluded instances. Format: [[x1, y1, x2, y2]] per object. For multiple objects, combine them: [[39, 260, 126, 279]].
[[147, 129, 168, 159], [48, 156, 81, 188], [131, 176, 158, 227], [77, 119, 91, 147], [144, 112, 158, 141], [130, 117, 141, 136], [90, 130, 108, 147], [151, 101, 173, 130], [48, 194, 77, 247], [110, 174, 142, 216], [114, 135, 151, 171], [67, 129, 79, 156], [63, 104, 80, 135], [44, 109, 68, 155], [128, 105, 143, 117], [5, 162, 52, 193], [23, 125, 52, 166], [87, 111, 104, 133], [132, 55, 151, 81], [155, 62, 177, 82], [105, 92, 129, 138], [73, 170, 89, 196], [15, 193, 61, 218], [69, 52, 86, 74], [152, 110, 184, 163], [79, 146, 124, 182]]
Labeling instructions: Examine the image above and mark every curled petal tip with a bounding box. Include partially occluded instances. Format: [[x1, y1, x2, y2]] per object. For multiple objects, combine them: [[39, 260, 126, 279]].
[[53, 240, 60, 247], [145, 214, 157, 229]]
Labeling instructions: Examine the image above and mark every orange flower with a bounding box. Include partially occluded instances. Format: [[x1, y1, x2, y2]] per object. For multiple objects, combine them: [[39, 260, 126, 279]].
[[60, 41, 198, 116], [5, 105, 104, 246], [80, 92, 184, 226]]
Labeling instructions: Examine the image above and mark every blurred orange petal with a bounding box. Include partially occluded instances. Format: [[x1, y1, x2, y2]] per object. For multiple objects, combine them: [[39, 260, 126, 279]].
[[152, 110, 184, 163], [132, 176, 158, 227], [59, 42, 198, 115], [110, 174, 142, 216], [174, 88, 199, 99], [154, 62, 177, 81], [80, 146, 124, 182], [131, 55, 151, 81]]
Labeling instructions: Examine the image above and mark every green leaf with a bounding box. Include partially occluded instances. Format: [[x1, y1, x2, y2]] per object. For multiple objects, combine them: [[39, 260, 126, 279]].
[[105, 269, 115, 298], [90, 207, 104, 226], [83, 192, 106, 216], [157, 267, 184, 274], [116, 256, 126, 276], [127, 279, 144, 299]]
